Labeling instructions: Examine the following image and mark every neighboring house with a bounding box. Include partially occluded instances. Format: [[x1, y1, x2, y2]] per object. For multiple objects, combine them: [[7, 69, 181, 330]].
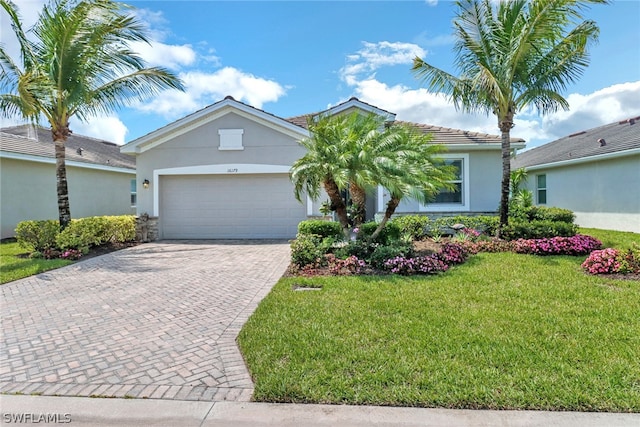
[[0, 125, 136, 239], [121, 96, 525, 239], [512, 117, 640, 233]]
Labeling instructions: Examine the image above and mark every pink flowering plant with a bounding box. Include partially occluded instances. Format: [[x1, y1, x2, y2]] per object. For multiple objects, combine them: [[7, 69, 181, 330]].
[[512, 235, 601, 256], [581, 248, 621, 275], [59, 249, 83, 260], [383, 254, 449, 275]]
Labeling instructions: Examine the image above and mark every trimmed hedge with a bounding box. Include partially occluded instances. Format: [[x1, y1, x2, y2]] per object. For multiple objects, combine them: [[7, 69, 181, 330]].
[[501, 220, 578, 241], [297, 220, 344, 240], [428, 215, 500, 236], [510, 206, 575, 224], [15, 220, 60, 252], [391, 215, 431, 239], [15, 215, 137, 254]]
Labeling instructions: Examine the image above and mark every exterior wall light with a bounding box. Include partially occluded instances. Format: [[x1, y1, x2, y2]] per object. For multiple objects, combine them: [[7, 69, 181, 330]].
[[143, 179, 150, 189]]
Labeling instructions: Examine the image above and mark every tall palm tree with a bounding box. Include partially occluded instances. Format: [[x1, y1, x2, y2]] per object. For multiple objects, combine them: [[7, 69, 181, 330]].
[[412, 0, 605, 235], [371, 124, 455, 240], [0, 0, 184, 229]]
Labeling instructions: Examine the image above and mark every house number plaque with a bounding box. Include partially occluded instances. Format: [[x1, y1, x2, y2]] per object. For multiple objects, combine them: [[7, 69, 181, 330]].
[[227, 168, 238, 173]]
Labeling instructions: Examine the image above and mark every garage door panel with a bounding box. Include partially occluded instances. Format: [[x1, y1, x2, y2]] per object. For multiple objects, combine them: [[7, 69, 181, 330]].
[[160, 174, 306, 239]]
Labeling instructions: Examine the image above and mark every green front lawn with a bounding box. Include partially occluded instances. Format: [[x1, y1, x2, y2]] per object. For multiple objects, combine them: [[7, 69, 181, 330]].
[[238, 229, 640, 411], [0, 242, 72, 284]]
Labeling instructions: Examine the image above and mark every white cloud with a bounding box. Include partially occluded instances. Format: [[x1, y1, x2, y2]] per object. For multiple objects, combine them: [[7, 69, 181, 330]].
[[70, 116, 128, 145], [341, 41, 640, 150], [340, 41, 426, 85], [130, 40, 197, 70], [540, 81, 640, 140], [137, 67, 286, 118], [425, 0, 438, 6]]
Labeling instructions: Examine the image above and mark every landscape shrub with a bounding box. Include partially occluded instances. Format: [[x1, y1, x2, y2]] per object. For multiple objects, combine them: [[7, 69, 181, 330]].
[[383, 254, 449, 275], [333, 240, 379, 261], [391, 215, 430, 240], [618, 243, 640, 274], [501, 220, 578, 240], [325, 254, 367, 275], [104, 215, 137, 243], [290, 234, 334, 268], [15, 220, 60, 252], [581, 248, 621, 275], [357, 221, 401, 245], [437, 242, 470, 265], [512, 235, 601, 256], [428, 215, 499, 236], [528, 206, 575, 224], [297, 220, 344, 240], [369, 242, 414, 270]]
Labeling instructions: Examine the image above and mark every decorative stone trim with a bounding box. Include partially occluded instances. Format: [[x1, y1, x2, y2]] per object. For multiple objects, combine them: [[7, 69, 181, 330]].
[[136, 214, 159, 242]]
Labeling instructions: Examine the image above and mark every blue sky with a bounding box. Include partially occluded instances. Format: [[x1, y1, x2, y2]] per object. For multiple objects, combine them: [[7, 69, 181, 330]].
[[3, 0, 640, 149]]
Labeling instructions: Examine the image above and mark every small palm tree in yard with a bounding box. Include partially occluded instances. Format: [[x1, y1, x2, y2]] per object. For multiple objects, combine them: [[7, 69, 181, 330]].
[[0, 0, 184, 229], [291, 111, 456, 240], [412, 0, 606, 236], [370, 124, 455, 240]]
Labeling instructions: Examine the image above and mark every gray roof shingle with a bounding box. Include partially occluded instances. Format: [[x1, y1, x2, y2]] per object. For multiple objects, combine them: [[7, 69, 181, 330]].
[[1, 125, 135, 170], [512, 116, 640, 169]]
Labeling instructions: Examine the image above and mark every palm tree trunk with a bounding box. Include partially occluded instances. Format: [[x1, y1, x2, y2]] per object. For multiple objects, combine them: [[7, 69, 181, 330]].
[[52, 126, 71, 230], [349, 182, 367, 227], [323, 179, 350, 239], [498, 117, 513, 237], [371, 196, 400, 241]]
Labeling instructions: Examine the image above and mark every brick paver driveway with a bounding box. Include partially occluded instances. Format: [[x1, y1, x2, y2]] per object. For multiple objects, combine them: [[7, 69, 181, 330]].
[[0, 241, 290, 401]]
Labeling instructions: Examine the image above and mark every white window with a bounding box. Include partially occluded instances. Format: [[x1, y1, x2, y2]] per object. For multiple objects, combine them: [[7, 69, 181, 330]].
[[218, 129, 244, 150], [419, 153, 470, 212], [536, 174, 547, 205], [130, 179, 137, 207]]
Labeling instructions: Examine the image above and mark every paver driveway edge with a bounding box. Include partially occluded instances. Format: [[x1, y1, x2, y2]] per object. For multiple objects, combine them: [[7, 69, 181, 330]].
[[0, 241, 291, 402]]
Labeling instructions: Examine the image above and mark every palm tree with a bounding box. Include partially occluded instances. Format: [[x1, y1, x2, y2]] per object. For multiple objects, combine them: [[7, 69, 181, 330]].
[[291, 113, 352, 238], [370, 124, 456, 240], [412, 0, 605, 235], [0, 0, 184, 229]]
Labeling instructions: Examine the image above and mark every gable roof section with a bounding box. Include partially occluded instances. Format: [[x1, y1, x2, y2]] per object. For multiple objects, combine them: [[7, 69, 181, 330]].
[[121, 96, 310, 154], [397, 121, 525, 149], [512, 117, 640, 170], [1, 125, 135, 172], [287, 97, 525, 149]]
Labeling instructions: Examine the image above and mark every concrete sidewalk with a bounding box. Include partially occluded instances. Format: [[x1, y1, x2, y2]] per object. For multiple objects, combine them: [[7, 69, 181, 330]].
[[1, 395, 639, 427]]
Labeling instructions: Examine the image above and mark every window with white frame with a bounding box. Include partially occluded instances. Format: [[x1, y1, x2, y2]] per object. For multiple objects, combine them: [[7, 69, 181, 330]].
[[130, 179, 137, 207], [434, 159, 463, 204], [419, 154, 469, 212], [536, 174, 547, 205], [218, 129, 244, 150]]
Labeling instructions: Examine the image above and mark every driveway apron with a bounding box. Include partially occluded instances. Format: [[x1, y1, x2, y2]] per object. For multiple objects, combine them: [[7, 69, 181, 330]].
[[0, 241, 291, 402]]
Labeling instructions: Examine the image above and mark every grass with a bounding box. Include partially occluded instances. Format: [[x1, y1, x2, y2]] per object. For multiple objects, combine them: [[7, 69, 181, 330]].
[[0, 241, 72, 284], [580, 227, 639, 250], [238, 229, 640, 411]]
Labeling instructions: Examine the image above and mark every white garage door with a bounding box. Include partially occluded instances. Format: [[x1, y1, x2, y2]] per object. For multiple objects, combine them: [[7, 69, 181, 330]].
[[160, 174, 307, 239]]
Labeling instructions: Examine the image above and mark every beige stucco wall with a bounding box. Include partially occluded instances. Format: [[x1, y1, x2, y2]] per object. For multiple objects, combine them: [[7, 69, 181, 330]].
[[1, 157, 135, 238], [524, 154, 640, 233], [133, 112, 308, 216]]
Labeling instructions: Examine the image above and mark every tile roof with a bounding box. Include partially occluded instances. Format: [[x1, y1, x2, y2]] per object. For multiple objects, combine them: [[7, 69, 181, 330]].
[[1, 125, 135, 170], [512, 116, 640, 169], [285, 116, 524, 145]]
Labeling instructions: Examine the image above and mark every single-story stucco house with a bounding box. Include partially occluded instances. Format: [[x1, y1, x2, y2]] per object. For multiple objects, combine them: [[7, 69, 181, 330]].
[[0, 125, 136, 239], [512, 117, 640, 233], [121, 96, 525, 240]]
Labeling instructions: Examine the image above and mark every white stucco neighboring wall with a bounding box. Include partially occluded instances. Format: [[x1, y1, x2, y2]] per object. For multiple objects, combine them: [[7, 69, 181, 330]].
[[523, 154, 640, 233], [0, 157, 135, 238]]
